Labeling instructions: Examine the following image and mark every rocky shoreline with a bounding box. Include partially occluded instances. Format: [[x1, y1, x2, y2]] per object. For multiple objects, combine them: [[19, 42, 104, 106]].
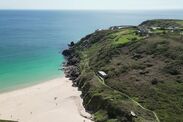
[[62, 43, 80, 82]]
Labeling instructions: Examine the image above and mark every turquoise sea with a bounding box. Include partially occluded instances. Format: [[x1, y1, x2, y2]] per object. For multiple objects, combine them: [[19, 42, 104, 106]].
[[0, 10, 183, 91]]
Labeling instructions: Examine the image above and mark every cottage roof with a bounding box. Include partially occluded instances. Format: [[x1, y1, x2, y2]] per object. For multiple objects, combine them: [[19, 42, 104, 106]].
[[131, 111, 136, 117], [98, 71, 107, 76]]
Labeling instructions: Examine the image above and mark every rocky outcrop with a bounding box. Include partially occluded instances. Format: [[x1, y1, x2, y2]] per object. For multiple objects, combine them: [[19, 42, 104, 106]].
[[64, 66, 80, 80], [62, 45, 81, 82], [62, 48, 73, 57]]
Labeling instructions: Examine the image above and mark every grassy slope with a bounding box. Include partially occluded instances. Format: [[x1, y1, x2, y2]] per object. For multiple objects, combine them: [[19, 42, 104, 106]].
[[74, 20, 183, 122]]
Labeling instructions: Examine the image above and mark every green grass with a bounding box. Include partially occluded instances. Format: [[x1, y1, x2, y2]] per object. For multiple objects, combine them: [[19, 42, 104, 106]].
[[175, 20, 183, 26], [112, 29, 142, 45], [151, 29, 165, 34], [114, 34, 138, 45], [113, 29, 135, 35]]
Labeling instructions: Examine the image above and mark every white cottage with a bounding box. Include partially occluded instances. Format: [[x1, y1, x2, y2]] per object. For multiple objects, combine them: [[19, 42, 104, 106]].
[[97, 71, 108, 79]]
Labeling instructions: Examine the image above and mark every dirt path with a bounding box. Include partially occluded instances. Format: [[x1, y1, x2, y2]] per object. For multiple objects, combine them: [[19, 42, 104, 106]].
[[95, 74, 160, 122]]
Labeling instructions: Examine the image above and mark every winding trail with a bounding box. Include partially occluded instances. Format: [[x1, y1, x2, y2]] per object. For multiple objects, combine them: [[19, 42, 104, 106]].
[[81, 52, 160, 122], [95, 74, 160, 122]]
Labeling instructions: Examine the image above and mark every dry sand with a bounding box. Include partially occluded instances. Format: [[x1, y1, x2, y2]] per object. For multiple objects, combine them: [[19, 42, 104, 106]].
[[0, 77, 92, 122]]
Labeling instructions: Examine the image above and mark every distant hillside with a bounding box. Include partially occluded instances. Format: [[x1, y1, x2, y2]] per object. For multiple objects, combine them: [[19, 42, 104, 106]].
[[140, 19, 183, 28], [63, 19, 183, 122]]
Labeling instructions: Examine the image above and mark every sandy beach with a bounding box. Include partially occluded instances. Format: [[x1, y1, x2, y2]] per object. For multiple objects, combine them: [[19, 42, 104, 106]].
[[0, 77, 92, 122]]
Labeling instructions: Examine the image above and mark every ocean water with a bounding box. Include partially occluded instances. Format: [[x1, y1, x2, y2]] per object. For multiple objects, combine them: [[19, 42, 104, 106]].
[[0, 10, 183, 91]]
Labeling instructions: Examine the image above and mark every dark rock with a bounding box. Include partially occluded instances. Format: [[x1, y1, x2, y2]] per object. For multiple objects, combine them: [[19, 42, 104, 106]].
[[146, 63, 153, 67], [64, 66, 80, 80], [151, 78, 158, 85], [68, 41, 75, 47], [132, 53, 143, 60], [62, 49, 72, 57], [139, 70, 149, 75], [164, 65, 180, 75], [67, 56, 79, 65]]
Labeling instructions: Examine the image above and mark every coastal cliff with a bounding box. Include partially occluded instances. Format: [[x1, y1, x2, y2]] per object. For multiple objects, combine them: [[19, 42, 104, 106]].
[[62, 19, 183, 122]]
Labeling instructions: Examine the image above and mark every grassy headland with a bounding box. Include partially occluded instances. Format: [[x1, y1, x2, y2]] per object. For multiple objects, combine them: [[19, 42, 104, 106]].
[[63, 19, 183, 122]]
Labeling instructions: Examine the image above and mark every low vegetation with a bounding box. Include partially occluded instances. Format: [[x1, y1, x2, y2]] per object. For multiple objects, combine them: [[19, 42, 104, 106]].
[[63, 19, 183, 122]]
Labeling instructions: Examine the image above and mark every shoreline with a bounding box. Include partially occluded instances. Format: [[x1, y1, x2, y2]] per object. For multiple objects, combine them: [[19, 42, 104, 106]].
[[0, 73, 64, 94], [0, 76, 92, 122]]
